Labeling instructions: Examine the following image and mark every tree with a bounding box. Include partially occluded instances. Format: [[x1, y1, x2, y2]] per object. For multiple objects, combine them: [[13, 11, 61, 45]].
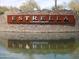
[[0, 6, 9, 14], [69, 0, 79, 15], [20, 0, 40, 12], [69, 0, 79, 11], [9, 7, 19, 11]]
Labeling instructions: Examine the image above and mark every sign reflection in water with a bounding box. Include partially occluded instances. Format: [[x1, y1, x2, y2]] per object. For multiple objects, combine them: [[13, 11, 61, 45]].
[[0, 38, 78, 59], [8, 39, 76, 50]]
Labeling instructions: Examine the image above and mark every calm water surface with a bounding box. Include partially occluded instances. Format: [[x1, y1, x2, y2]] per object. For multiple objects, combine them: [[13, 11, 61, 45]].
[[0, 39, 79, 59], [0, 14, 79, 59]]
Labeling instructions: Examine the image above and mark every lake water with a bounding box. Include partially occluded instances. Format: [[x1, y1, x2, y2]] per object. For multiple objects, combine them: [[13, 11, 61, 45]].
[[0, 38, 79, 59]]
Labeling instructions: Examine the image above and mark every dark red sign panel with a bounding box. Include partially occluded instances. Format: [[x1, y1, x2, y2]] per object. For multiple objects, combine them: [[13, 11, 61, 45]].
[[7, 15, 75, 25]]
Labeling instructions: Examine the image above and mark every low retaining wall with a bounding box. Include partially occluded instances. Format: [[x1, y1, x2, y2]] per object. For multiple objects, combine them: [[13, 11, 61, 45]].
[[0, 31, 78, 40]]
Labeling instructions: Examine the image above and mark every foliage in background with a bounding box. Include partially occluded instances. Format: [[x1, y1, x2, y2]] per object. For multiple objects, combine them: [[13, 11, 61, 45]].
[[69, 0, 79, 15], [20, 0, 40, 12], [52, 5, 64, 10], [0, 6, 9, 14]]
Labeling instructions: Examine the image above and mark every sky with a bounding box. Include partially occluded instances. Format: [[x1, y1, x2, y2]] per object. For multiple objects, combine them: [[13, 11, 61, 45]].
[[0, 0, 71, 9]]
